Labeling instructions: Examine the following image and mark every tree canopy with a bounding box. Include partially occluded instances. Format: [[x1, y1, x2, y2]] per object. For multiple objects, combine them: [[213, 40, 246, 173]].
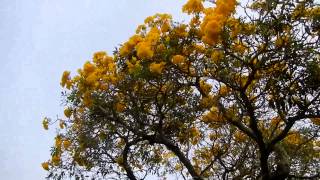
[[42, 0, 320, 179]]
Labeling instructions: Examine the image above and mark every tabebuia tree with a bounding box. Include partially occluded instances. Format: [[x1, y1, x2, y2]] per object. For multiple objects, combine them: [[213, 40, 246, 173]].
[[42, 0, 320, 179]]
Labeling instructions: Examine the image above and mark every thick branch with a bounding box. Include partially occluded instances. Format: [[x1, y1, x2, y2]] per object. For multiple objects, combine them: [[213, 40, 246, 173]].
[[122, 143, 138, 180], [144, 135, 203, 180]]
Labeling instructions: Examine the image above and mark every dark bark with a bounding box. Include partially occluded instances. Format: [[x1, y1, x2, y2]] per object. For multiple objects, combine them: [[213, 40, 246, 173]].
[[122, 143, 137, 180], [145, 135, 203, 180]]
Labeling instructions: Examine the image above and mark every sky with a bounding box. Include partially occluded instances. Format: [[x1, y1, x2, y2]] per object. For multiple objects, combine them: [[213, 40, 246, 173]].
[[0, 0, 186, 179]]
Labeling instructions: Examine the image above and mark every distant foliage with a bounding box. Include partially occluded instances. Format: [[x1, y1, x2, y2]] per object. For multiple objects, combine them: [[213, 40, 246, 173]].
[[43, 0, 320, 179]]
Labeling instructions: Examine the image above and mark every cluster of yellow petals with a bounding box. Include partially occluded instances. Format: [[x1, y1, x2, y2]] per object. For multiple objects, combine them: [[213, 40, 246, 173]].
[[60, 71, 71, 89], [41, 162, 49, 171], [52, 155, 61, 166], [211, 50, 224, 63], [119, 35, 143, 56], [63, 139, 71, 149], [182, 0, 204, 14], [136, 41, 154, 59], [199, 80, 212, 95], [189, 127, 201, 145], [171, 55, 185, 65], [42, 117, 49, 130], [126, 58, 142, 74], [64, 108, 72, 118], [121, 14, 172, 61], [61, 51, 118, 108], [201, 0, 237, 45], [219, 85, 229, 96], [285, 132, 303, 145], [149, 62, 166, 74], [202, 106, 224, 124], [234, 131, 247, 142]]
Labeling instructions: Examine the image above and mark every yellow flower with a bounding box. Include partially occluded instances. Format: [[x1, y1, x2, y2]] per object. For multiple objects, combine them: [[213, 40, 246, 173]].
[[41, 162, 49, 171], [200, 0, 236, 45], [234, 131, 246, 142], [199, 80, 212, 95], [52, 155, 61, 166], [146, 27, 160, 44], [59, 120, 65, 129], [60, 71, 71, 87], [182, 0, 204, 14], [83, 62, 95, 75], [120, 35, 143, 57], [211, 50, 224, 63], [119, 44, 130, 56], [136, 42, 154, 59], [285, 132, 302, 145], [172, 55, 185, 64], [42, 117, 49, 130], [161, 22, 171, 33], [174, 25, 188, 37], [64, 108, 72, 118], [63, 139, 71, 149], [149, 62, 166, 74], [202, 20, 221, 45], [83, 91, 93, 107], [85, 73, 98, 86], [93, 51, 106, 63], [234, 42, 247, 54], [219, 85, 229, 96], [55, 135, 62, 148], [126, 60, 142, 74]]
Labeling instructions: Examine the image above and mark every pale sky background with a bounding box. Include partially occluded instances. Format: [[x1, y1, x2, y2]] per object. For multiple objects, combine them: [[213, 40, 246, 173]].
[[0, 0, 187, 179]]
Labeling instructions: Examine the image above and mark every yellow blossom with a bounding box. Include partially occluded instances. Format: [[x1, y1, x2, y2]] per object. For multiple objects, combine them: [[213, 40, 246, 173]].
[[64, 108, 72, 118], [55, 135, 62, 148], [60, 71, 71, 87], [202, 20, 221, 45], [83, 91, 93, 107], [174, 25, 188, 37], [234, 42, 247, 54], [83, 62, 95, 75], [52, 155, 61, 166], [234, 131, 246, 142], [59, 120, 65, 129], [161, 22, 171, 33], [136, 42, 154, 59], [146, 27, 160, 44], [285, 132, 303, 145], [199, 80, 212, 95], [93, 51, 106, 63], [120, 35, 143, 57], [172, 55, 185, 64], [85, 73, 98, 86], [119, 44, 130, 56], [200, 0, 236, 45], [149, 62, 166, 74], [42, 117, 49, 130], [211, 50, 224, 63], [63, 139, 71, 149], [182, 0, 204, 14], [41, 162, 49, 171], [219, 85, 229, 96]]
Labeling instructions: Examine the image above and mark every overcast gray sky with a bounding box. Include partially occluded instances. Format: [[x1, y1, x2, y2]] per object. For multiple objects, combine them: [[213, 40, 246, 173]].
[[0, 0, 186, 179]]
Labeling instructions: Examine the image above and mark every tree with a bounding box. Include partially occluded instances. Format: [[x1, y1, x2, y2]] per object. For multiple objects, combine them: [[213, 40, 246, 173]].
[[42, 0, 320, 179]]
